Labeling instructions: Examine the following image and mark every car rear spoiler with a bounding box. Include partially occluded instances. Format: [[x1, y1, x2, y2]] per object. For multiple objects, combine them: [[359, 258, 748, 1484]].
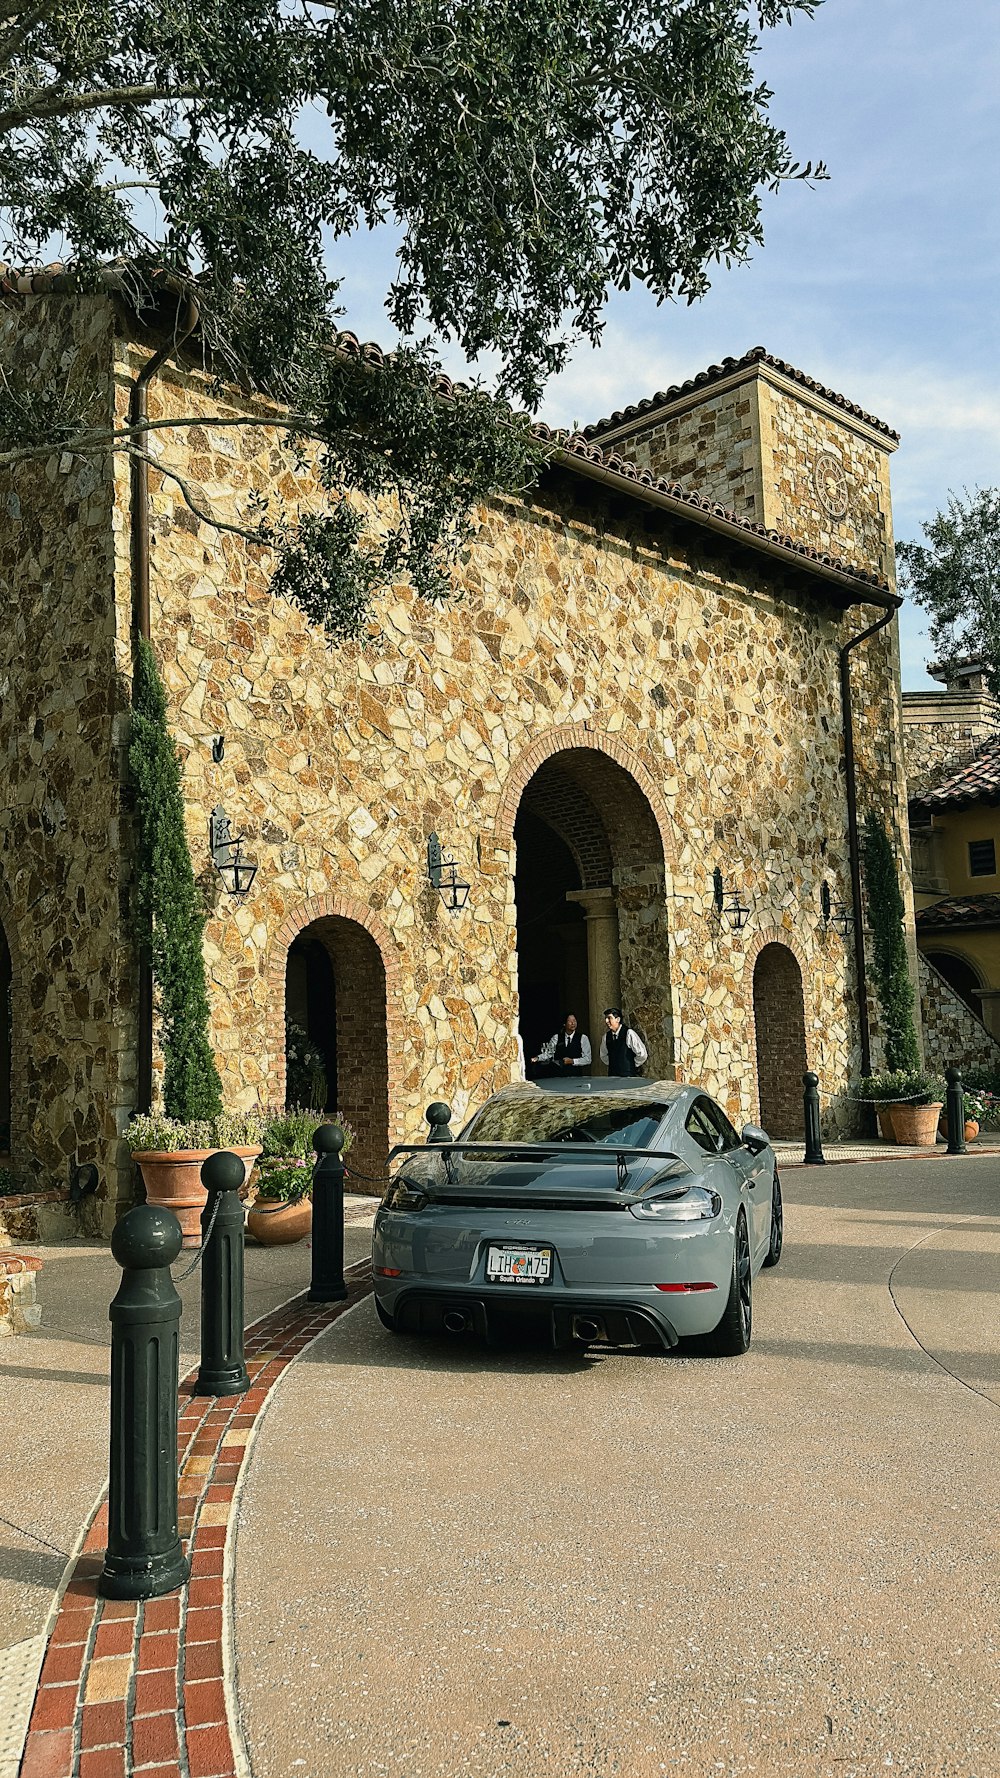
[[385, 1140, 691, 1198]]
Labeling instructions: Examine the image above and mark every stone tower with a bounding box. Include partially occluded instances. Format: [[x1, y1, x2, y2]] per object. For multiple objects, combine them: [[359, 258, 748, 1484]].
[[583, 346, 899, 587]]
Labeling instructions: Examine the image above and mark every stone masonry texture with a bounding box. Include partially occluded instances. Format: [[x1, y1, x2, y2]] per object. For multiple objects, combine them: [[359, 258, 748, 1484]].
[[0, 295, 920, 1228]]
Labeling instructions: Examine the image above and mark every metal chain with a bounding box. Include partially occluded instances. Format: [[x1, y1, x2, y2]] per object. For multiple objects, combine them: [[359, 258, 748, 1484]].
[[175, 1190, 222, 1280]]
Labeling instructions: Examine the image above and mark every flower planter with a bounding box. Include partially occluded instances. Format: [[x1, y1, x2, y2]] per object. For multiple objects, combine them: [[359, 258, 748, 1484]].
[[246, 1196, 312, 1246], [887, 1103, 943, 1148], [875, 1106, 897, 1141], [939, 1115, 979, 1145], [133, 1147, 261, 1247]]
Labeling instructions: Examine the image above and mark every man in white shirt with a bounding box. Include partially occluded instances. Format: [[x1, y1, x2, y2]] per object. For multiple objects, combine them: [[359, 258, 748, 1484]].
[[532, 1013, 592, 1074], [600, 1008, 648, 1076]]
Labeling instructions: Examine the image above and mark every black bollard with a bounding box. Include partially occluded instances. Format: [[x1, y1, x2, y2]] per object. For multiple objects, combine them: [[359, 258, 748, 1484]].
[[309, 1123, 348, 1303], [100, 1205, 189, 1599], [195, 1151, 250, 1397], [945, 1065, 967, 1156], [803, 1071, 825, 1165], [425, 1101, 453, 1144]]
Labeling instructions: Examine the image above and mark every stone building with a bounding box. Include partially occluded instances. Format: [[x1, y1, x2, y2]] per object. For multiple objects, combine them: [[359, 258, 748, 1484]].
[[1, 276, 918, 1232]]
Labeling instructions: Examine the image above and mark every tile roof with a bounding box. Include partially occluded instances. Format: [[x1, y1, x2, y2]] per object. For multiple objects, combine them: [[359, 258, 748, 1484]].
[[0, 264, 895, 603], [916, 894, 1000, 930], [582, 345, 899, 444], [910, 738, 1000, 811]]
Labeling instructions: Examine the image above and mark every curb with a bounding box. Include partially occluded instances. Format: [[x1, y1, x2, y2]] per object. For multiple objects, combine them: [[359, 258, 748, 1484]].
[[17, 1263, 373, 1778]]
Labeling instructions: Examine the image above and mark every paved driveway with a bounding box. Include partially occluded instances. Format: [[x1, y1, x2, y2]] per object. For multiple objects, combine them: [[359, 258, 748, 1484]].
[[234, 1159, 1000, 1778]]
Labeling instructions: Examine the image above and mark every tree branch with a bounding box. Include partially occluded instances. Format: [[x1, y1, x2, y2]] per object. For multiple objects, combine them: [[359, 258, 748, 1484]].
[[0, 81, 199, 134], [127, 448, 273, 547]]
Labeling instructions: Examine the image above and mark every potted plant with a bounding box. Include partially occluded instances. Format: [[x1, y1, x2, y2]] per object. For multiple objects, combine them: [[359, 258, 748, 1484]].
[[246, 1158, 314, 1246], [245, 1108, 354, 1246], [849, 1070, 916, 1140], [884, 1073, 946, 1147], [125, 1111, 263, 1247]]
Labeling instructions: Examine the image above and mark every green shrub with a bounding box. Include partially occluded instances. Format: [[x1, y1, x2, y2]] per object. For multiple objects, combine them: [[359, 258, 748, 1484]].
[[861, 811, 920, 1074], [129, 639, 222, 1123], [125, 1110, 264, 1153], [0, 1165, 17, 1195], [284, 1022, 328, 1110], [260, 1106, 354, 1160]]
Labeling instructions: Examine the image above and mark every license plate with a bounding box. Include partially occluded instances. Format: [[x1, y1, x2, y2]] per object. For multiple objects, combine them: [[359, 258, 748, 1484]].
[[486, 1244, 552, 1284]]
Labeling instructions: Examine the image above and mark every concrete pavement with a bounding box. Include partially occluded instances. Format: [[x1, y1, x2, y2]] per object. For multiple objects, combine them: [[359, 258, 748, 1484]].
[[233, 1156, 1000, 1778]]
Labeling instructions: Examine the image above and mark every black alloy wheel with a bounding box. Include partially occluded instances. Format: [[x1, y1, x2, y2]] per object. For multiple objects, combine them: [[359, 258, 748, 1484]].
[[763, 1170, 783, 1268], [703, 1210, 752, 1356]]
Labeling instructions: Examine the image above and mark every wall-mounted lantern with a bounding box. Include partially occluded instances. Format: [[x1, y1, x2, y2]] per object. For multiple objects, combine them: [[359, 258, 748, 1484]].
[[209, 805, 258, 898], [427, 831, 470, 914], [712, 866, 750, 932], [820, 879, 854, 936]]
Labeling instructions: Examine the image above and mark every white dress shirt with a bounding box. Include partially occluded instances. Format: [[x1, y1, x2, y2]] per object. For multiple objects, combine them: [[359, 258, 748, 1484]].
[[599, 1027, 648, 1068], [537, 1029, 592, 1067]]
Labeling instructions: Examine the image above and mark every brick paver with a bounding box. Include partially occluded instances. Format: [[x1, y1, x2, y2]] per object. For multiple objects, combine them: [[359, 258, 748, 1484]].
[[18, 1262, 372, 1778]]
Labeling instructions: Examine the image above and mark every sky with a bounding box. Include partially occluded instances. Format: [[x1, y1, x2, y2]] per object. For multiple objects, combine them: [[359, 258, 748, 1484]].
[[324, 0, 1000, 690]]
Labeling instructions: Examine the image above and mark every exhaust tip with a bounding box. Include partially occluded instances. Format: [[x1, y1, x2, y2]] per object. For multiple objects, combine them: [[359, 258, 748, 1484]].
[[443, 1309, 470, 1334], [572, 1316, 602, 1343]]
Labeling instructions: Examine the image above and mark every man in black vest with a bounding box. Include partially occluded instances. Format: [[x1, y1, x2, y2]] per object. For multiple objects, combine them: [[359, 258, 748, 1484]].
[[532, 1013, 592, 1075], [600, 1008, 648, 1076]]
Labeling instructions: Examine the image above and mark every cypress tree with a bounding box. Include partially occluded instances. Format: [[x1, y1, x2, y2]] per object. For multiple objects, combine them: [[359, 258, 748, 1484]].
[[861, 810, 921, 1074], [128, 639, 223, 1122]]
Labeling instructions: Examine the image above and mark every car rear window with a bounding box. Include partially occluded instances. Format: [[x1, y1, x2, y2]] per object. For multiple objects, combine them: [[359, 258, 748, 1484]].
[[467, 1096, 667, 1149]]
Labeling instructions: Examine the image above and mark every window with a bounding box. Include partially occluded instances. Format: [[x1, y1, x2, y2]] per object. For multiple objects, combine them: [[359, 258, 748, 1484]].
[[684, 1102, 724, 1155], [968, 839, 996, 877], [468, 1095, 668, 1149], [703, 1100, 741, 1152]]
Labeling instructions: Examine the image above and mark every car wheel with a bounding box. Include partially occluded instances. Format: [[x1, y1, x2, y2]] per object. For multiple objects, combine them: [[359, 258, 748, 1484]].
[[762, 1170, 783, 1268], [373, 1295, 400, 1333], [704, 1210, 752, 1356]]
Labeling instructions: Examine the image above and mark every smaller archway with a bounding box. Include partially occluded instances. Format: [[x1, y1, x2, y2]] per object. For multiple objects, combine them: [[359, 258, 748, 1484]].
[[753, 943, 808, 1138], [0, 921, 10, 1157], [284, 916, 389, 1180]]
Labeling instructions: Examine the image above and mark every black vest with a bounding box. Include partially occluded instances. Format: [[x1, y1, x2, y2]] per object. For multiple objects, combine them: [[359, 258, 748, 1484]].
[[555, 1027, 583, 1061], [605, 1024, 637, 1075]]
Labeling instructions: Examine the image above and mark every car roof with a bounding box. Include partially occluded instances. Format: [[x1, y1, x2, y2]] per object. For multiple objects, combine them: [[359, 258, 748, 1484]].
[[490, 1079, 688, 1101]]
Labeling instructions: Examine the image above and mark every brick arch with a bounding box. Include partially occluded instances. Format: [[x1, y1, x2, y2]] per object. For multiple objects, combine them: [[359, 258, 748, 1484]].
[[265, 892, 406, 1158], [0, 878, 27, 1168], [747, 930, 811, 1137], [494, 724, 679, 882]]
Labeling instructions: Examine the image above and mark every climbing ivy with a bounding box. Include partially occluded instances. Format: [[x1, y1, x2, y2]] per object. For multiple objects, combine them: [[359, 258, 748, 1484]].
[[128, 639, 222, 1122], [860, 810, 920, 1074]]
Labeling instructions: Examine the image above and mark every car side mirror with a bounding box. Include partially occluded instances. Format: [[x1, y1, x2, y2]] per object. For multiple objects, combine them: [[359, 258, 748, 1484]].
[[741, 1124, 770, 1155]]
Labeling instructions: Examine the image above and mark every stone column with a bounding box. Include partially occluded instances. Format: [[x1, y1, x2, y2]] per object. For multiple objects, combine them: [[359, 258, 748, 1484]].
[[566, 889, 620, 1076], [974, 989, 1000, 1043]]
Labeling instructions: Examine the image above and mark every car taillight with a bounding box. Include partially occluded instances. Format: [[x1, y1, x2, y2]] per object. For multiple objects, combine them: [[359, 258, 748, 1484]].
[[376, 1266, 402, 1277], [655, 1281, 717, 1292]]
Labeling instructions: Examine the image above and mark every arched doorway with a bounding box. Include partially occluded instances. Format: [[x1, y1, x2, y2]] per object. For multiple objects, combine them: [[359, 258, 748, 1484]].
[[285, 917, 388, 1179], [922, 949, 985, 1020], [753, 944, 807, 1137], [512, 748, 672, 1075], [0, 920, 10, 1157]]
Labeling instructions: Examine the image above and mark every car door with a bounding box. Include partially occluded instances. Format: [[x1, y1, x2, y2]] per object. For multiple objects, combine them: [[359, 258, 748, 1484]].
[[702, 1098, 770, 1259]]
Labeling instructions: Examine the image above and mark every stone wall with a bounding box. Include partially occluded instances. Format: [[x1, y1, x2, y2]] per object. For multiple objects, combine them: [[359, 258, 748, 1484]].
[[604, 383, 763, 518], [919, 952, 1000, 1077], [0, 301, 915, 1223], [0, 296, 136, 1227]]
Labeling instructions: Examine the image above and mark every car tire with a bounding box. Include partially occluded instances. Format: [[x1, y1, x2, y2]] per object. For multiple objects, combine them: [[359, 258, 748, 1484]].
[[762, 1170, 783, 1269], [373, 1295, 400, 1333], [703, 1209, 752, 1356]]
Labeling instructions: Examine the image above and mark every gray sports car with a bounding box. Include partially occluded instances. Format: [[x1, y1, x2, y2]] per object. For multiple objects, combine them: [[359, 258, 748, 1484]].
[[372, 1078, 783, 1355]]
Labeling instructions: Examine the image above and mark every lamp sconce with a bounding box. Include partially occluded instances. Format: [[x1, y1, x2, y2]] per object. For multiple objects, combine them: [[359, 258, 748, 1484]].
[[712, 866, 750, 932], [821, 879, 854, 936], [427, 831, 470, 914], [209, 805, 258, 898]]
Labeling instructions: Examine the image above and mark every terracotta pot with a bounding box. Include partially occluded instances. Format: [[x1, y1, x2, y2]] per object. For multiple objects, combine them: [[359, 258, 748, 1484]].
[[875, 1106, 896, 1141], [939, 1115, 980, 1144], [134, 1147, 261, 1247], [887, 1103, 943, 1148], [246, 1196, 312, 1247]]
